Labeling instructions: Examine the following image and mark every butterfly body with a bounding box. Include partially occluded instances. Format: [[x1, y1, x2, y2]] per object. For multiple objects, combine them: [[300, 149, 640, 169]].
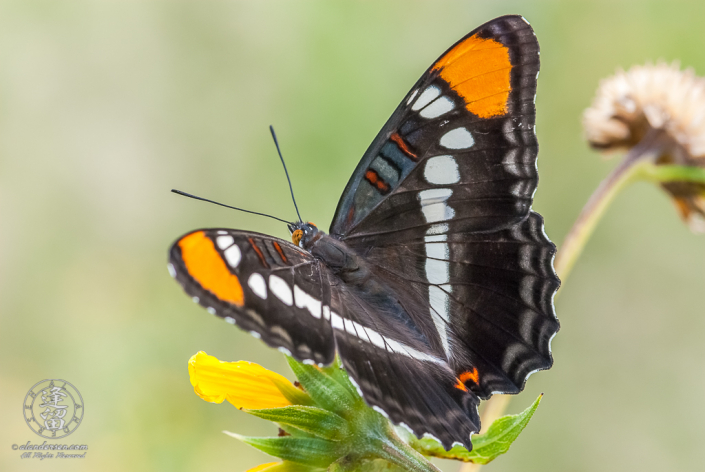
[[170, 15, 559, 450]]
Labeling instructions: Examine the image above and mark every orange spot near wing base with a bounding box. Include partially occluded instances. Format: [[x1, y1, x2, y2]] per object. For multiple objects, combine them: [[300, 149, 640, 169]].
[[454, 367, 480, 392], [179, 231, 244, 306], [433, 35, 511, 118], [459, 368, 480, 384]]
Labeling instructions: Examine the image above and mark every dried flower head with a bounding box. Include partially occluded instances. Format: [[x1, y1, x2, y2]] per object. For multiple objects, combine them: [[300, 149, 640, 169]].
[[583, 62, 705, 232]]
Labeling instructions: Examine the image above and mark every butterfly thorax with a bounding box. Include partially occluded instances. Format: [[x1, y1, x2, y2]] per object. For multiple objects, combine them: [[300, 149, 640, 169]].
[[288, 222, 431, 349], [290, 222, 362, 279]]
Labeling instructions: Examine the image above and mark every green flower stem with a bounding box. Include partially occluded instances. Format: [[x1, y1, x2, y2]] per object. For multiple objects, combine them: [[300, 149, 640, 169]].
[[554, 157, 646, 282], [639, 164, 705, 185], [555, 160, 705, 283], [372, 428, 443, 472]]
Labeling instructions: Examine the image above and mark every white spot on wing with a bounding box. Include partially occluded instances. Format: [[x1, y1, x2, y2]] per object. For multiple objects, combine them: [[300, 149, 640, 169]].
[[294, 285, 322, 319], [207, 307, 216, 315], [216, 235, 235, 249], [419, 187, 454, 359], [278, 346, 292, 356], [427, 223, 448, 235], [248, 273, 267, 299], [167, 263, 176, 278], [330, 311, 344, 330], [418, 188, 455, 223], [225, 317, 236, 324], [223, 245, 242, 268], [424, 234, 447, 243], [428, 286, 451, 354], [411, 86, 441, 111], [425, 256, 449, 284], [419, 188, 452, 202], [419, 95, 455, 119], [269, 275, 293, 306], [440, 127, 475, 149], [328, 312, 444, 364], [406, 89, 419, 105], [424, 155, 461, 185]]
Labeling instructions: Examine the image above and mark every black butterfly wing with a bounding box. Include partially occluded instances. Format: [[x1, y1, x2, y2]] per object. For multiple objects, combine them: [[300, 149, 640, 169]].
[[360, 212, 559, 399], [329, 279, 481, 449], [319, 215, 558, 450], [169, 228, 481, 448], [168, 229, 336, 365], [324, 15, 558, 445], [331, 15, 540, 244]]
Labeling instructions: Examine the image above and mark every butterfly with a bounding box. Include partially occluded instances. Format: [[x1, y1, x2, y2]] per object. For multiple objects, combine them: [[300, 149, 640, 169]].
[[168, 15, 559, 450]]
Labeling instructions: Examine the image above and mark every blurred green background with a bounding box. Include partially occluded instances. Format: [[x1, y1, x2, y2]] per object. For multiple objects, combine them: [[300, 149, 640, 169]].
[[1, 1, 704, 471]]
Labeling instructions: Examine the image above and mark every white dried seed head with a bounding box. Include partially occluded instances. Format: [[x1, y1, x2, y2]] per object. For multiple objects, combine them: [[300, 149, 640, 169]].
[[583, 62, 705, 159], [584, 62, 705, 233]]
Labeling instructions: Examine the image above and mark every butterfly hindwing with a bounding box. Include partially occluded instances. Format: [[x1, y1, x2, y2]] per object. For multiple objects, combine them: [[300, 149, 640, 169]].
[[330, 283, 481, 448], [359, 212, 559, 399], [169, 229, 336, 365], [331, 15, 539, 243]]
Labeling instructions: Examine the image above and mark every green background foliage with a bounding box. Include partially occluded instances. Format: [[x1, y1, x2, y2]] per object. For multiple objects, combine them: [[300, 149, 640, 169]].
[[1, 1, 704, 471]]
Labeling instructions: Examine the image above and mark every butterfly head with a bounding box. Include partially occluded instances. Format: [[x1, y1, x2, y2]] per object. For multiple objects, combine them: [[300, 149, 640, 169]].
[[288, 222, 319, 248]]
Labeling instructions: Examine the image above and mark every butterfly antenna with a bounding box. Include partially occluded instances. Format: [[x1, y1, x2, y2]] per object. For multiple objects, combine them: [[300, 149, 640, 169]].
[[171, 189, 294, 225], [270, 125, 303, 223]]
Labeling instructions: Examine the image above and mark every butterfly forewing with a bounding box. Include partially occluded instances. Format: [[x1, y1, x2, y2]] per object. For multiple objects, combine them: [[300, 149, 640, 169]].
[[331, 16, 539, 243], [169, 229, 336, 365]]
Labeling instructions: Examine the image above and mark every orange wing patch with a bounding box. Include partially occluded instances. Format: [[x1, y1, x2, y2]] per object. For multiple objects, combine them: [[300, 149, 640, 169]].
[[178, 231, 245, 306], [433, 35, 511, 119], [272, 241, 288, 263], [364, 169, 390, 193], [459, 368, 480, 384], [454, 368, 480, 392], [390, 132, 418, 159]]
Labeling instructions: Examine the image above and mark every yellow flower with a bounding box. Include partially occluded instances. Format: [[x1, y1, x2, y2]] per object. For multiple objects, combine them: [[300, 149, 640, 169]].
[[245, 462, 281, 472], [188, 351, 304, 409]]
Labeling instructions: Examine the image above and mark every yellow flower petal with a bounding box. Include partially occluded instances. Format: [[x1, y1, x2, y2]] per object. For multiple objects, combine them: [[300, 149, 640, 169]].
[[188, 351, 294, 409], [246, 462, 281, 472]]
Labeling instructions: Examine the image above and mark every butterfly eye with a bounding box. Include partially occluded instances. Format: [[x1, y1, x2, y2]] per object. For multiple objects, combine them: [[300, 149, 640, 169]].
[[291, 229, 303, 246]]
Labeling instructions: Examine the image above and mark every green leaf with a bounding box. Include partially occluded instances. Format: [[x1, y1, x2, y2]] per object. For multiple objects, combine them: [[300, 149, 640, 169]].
[[246, 405, 349, 440], [410, 394, 542, 464], [287, 358, 358, 415], [279, 424, 319, 439], [228, 433, 341, 468], [267, 376, 315, 407], [320, 357, 362, 400]]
